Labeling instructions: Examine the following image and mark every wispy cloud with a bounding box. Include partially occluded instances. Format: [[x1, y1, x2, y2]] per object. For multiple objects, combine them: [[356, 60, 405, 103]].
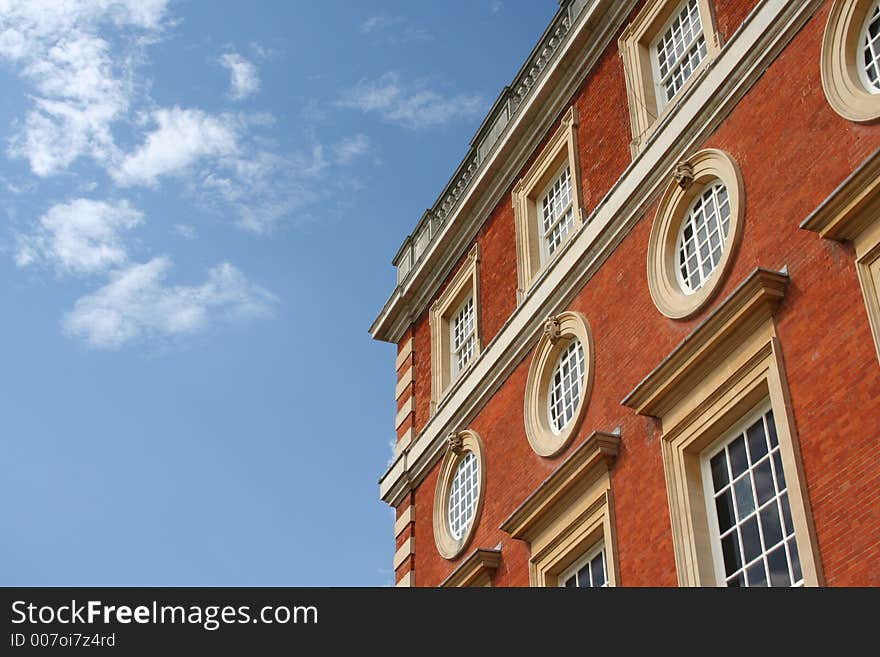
[[219, 52, 260, 101], [15, 198, 142, 276], [337, 73, 485, 129], [0, 1, 169, 176], [63, 256, 278, 349], [112, 107, 240, 187], [331, 134, 371, 165], [173, 224, 196, 239], [359, 15, 432, 43], [490, 1, 503, 15]]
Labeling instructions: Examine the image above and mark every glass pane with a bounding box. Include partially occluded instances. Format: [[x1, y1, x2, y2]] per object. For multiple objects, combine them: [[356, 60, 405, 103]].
[[766, 410, 779, 448], [788, 538, 803, 583], [721, 530, 742, 576], [753, 459, 775, 507], [741, 516, 762, 564], [729, 437, 748, 478], [734, 475, 755, 518], [577, 564, 591, 588], [591, 554, 606, 588], [767, 545, 790, 587], [565, 576, 576, 588], [710, 450, 729, 491], [746, 418, 768, 463], [746, 560, 768, 587], [715, 490, 736, 533], [772, 452, 786, 491], [760, 502, 784, 550], [780, 492, 794, 535]]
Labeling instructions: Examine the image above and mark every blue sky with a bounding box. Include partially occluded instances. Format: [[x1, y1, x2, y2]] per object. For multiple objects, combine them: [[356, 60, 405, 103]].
[[0, 1, 556, 585]]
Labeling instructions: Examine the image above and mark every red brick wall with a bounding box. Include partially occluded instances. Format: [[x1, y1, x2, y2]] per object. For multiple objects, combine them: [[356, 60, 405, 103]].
[[400, 0, 880, 586]]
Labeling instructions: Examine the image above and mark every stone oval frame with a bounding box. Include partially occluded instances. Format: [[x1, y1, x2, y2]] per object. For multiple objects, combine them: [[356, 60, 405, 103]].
[[433, 429, 487, 560], [647, 148, 745, 320], [821, 0, 880, 123], [524, 311, 595, 458]]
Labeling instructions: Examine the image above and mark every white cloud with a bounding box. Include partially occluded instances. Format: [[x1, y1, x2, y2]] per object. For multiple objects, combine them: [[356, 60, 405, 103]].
[[15, 198, 142, 276], [337, 73, 484, 128], [490, 1, 503, 15], [220, 52, 260, 101], [331, 134, 370, 165], [358, 15, 432, 43], [173, 224, 196, 239], [0, 1, 169, 176], [63, 256, 277, 349], [113, 107, 240, 187]]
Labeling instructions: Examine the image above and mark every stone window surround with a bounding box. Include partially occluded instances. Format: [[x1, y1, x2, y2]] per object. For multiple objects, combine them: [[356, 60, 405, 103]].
[[646, 148, 745, 320], [433, 429, 487, 560], [821, 0, 880, 123], [619, 0, 722, 155], [523, 311, 596, 458], [623, 268, 824, 586], [511, 106, 584, 302], [429, 244, 481, 413], [500, 430, 621, 587]]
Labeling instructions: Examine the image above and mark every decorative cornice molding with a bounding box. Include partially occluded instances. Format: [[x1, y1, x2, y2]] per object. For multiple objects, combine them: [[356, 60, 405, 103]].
[[439, 548, 502, 587], [500, 430, 620, 541], [800, 147, 880, 241], [622, 268, 789, 418]]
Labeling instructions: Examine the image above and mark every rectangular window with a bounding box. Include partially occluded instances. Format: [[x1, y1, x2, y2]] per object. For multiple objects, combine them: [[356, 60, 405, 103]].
[[560, 542, 608, 588], [652, 0, 708, 108], [702, 406, 803, 587], [429, 244, 481, 411], [539, 164, 575, 260], [619, 0, 720, 153], [450, 295, 476, 378]]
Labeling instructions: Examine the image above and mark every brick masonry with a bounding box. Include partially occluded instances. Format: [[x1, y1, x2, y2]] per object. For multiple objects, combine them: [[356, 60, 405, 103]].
[[394, 1, 880, 586]]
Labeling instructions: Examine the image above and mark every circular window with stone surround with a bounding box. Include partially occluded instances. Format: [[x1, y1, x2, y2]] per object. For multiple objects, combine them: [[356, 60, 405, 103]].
[[524, 311, 595, 458], [647, 148, 744, 320], [821, 0, 880, 122], [433, 429, 486, 560]]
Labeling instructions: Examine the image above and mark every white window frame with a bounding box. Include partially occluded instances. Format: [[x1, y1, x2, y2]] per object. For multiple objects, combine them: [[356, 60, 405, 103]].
[[449, 294, 476, 380], [538, 163, 575, 264], [649, 0, 708, 114], [674, 180, 732, 295], [558, 541, 609, 588], [700, 402, 803, 587], [546, 337, 586, 435], [447, 451, 480, 541]]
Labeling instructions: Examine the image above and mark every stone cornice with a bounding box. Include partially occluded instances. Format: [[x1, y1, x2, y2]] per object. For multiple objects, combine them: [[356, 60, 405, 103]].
[[379, 0, 823, 507], [500, 431, 620, 541], [439, 548, 502, 588], [800, 147, 880, 241], [622, 268, 789, 418]]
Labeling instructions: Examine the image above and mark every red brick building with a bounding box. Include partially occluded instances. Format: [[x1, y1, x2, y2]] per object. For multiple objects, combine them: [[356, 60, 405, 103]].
[[371, 0, 880, 587]]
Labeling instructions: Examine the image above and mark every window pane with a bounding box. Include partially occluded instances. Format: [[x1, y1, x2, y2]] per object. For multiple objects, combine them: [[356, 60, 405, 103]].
[[710, 450, 729, 490], [728, 436, 748, 478], [746, 560, 767, 587], [741, 516, 762, 564], [760, 502, 784, 550], [767, 545, 791, 587], [746, 418, 769, 463], [715, 490, 736, 533]]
